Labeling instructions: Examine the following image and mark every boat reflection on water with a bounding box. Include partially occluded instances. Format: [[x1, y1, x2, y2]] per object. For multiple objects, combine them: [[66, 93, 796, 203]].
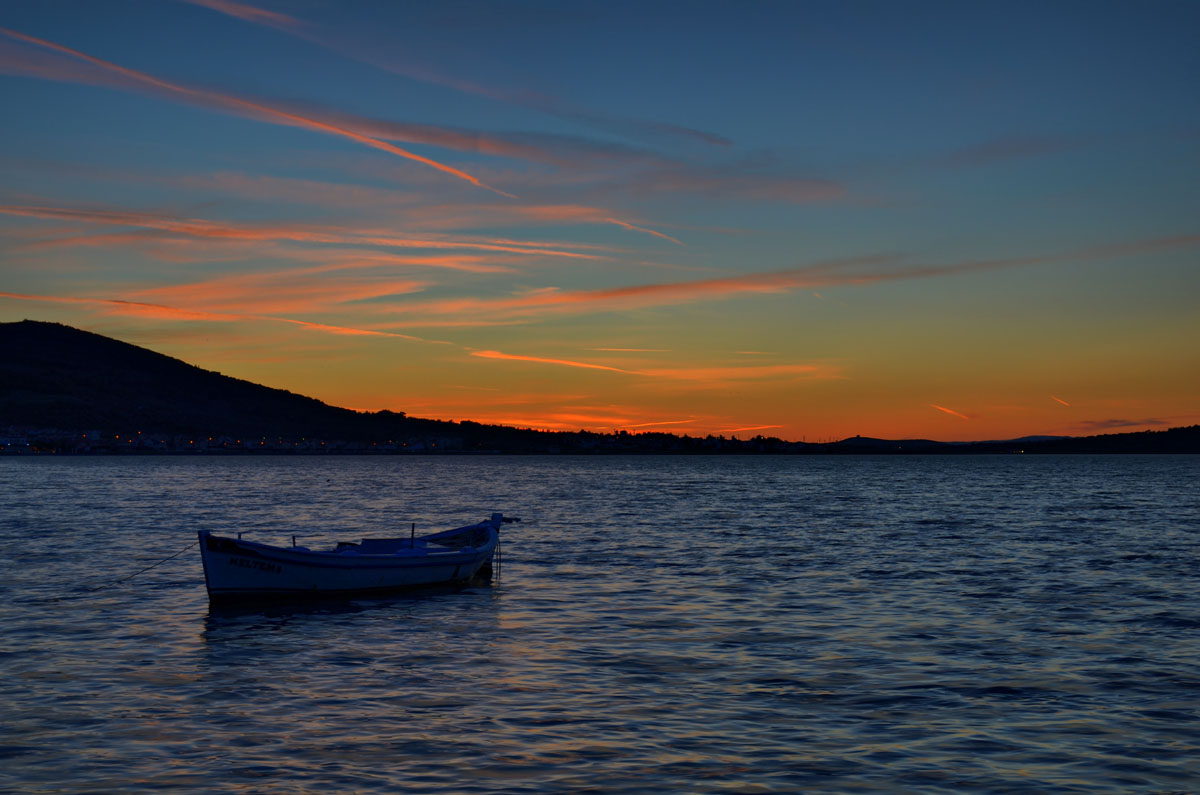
[[199, 581, 504, 665]]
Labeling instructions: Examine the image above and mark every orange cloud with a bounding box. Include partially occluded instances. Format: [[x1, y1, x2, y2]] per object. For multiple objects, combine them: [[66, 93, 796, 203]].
[[377, 230, 1200, 324], [623, 419, 696, 428], [1051, 395, 1071, 407], [719, 425, 784, 434], [131, 267, 427, 315], [466, 348, 840, 383], [0, 26, 513, 196], [469, 350, 633, 373], [0, 291, 429, 340], [640, 363, 839, 381], [930, 404, 970, 420], [378, 254, 900, 320], [0, 203, 605, 261]]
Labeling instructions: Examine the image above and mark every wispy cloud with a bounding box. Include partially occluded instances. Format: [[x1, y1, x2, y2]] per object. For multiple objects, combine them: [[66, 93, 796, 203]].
[[623, 419, 696, 429], [0, 290, 432, 340], [178, 0, 300, 28], [640, 363, 838, 381], [1051, 395, 1071, 407], [931, 404, 970, 420], [0, 203, 607, 260], [383, 254, 900, 320], [720, 424, 784, 434], [349, 199, 682, 245], [177, 0, 731, 150], [177, 171, 423, 210], [943, 135, 1088, 168], [625, 162, 844, 204], [604, 217, 683, 246], [1073, 417, 1172, 431], [377, 231, 1200, 324], [0, 26, 514, 196], [467, 348, 839, 383], [130, 264, 428, 315], [469, 350, 633, 373], [588, 347, 671, 353]]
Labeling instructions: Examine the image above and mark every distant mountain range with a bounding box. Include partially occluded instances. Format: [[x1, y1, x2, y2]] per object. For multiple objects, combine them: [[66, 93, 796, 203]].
[[2, 320, 1196, 454]]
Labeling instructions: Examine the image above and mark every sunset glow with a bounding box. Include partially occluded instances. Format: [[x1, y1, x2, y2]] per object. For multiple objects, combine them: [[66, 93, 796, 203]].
[[2, 2, 1197, 441]]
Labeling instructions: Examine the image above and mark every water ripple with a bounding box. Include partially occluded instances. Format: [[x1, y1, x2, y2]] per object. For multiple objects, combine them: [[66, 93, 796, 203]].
[[1, 454, 1197, 792]]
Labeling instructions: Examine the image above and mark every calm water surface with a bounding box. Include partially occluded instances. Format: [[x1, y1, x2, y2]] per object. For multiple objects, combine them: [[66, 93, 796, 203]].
[[0, 455, 1197, 793]]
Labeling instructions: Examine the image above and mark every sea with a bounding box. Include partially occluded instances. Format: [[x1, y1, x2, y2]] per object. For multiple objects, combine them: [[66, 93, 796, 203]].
[[0, 454, 1197, 794]]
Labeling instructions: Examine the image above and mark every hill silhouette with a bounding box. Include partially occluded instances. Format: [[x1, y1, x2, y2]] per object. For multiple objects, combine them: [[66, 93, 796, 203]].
[[0, 320, 568, 452], [1, 320, 1196, 454]]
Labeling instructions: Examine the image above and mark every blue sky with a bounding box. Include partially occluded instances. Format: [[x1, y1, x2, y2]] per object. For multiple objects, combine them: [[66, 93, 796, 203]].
[[2, 0, 1197, 439]]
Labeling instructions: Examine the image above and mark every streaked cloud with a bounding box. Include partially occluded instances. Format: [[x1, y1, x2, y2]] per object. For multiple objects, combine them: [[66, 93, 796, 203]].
[[177, 0, 731, 150], [467, 348, 839, 383], [943, 135, 1088, 168], [0, 291, 431, 340], [469, 350, 633, 373], [1073, 417, 1173, 431], [625, 162, 844, 204], [0, 203, 606, 260], [623, 419, 696, 429], [0, 26, 513, 196], [377, 231, 1200, 324], [130, 265, 428, 316], [604, 217, 684, 246], [1051, 395, 1071, 407], [383, 254, 899, 321], [176, 171, 423, 210], [930, 404, 970, 420], [178, 0, 300, 28], [719, 425, 784, 434], [639, 363, 838, 382]]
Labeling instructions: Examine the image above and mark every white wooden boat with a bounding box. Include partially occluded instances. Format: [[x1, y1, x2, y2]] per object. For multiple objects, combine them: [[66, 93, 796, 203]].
[[198, 513, 509, 603]]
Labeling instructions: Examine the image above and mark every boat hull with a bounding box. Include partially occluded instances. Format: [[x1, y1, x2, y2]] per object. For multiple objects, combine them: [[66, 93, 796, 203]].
[[199, 516, 501, 603]]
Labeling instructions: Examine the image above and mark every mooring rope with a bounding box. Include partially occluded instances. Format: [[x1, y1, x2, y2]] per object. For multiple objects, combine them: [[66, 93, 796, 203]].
[[84, 539, 199, 592]]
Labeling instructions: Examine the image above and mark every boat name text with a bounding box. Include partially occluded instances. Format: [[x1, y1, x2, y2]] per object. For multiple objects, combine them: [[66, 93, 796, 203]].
[[229, 556, 282, 574]]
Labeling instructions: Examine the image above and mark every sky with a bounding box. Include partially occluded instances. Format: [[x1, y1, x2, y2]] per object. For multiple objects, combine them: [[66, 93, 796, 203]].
[[1, 0, 1198, 442]]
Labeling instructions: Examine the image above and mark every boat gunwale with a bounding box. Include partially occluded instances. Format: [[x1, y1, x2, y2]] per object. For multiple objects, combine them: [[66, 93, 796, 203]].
[[200, 530, 496, 571]]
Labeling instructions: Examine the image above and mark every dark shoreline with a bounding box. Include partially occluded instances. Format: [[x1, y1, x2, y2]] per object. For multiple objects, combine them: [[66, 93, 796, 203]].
[[4, 321, 1198, 457], [4, 427, 1197, 457]]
